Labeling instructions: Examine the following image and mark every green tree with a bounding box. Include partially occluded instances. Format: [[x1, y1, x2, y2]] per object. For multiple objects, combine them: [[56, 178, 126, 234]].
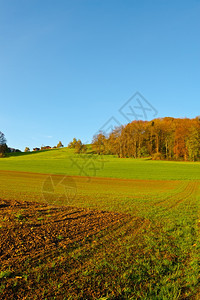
[[0, 132, 7, 157]]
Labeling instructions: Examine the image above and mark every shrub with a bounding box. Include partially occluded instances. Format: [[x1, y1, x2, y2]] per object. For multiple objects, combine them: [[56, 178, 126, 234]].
[[152, 152, 163, 160]]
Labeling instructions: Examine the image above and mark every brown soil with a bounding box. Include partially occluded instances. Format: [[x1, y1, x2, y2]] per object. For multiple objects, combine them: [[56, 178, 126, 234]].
[[0, 198, 132, 299]]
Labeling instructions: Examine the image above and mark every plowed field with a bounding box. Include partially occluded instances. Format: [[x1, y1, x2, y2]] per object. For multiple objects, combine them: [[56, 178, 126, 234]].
[[0, 198, 134, 299]]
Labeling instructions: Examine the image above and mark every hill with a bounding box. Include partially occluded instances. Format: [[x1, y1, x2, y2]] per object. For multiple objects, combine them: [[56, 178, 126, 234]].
[[0, 147, 200, 180]]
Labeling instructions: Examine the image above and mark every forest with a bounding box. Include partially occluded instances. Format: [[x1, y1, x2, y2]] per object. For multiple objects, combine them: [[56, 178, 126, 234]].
[[91, 117, 200, 161]]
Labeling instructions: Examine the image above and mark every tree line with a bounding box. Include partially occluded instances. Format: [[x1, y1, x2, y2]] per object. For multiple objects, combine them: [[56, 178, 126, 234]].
[[91, 117, 200, 161], [0, 131, 64, 156], [1, 116, 200, 161], [25, 141, 64, 152]]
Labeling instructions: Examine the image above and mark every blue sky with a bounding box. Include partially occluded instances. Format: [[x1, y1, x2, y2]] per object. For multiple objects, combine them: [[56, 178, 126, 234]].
[[0, 0, 199, 150]]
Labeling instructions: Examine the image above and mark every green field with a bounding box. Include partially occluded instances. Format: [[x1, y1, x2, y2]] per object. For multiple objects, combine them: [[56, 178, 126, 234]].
[[0, 147, 200, 180], [0, 149, 200, 299]]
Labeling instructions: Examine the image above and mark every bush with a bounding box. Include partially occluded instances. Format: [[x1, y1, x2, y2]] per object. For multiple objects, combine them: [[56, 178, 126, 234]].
[[152, 152, 163, 160], [0, 144, 8, 157]]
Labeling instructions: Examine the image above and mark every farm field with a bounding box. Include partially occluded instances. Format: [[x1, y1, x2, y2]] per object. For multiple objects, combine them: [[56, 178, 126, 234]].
[[0, 150, 200, 299], [0, 147, 200, 180]]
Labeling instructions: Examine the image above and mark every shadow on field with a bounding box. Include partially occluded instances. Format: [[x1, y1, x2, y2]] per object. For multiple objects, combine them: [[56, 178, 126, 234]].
[[4, 149, 57, 158]]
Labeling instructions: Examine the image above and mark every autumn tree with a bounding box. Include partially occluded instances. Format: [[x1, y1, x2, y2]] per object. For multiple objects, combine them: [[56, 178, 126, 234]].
[[92, 132, 107, 155], [74, 139, 86, 154], [186, 125, 200, 161], [107, 127, 122, 157], [57, 141, 64, 148], [68, 138, 78, 148], [90, 117, 200, 161], [174, 119, 191, 160]]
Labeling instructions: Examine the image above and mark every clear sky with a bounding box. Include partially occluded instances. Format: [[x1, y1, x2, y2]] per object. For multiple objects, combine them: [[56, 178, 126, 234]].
[[0, 0, 199, 150]]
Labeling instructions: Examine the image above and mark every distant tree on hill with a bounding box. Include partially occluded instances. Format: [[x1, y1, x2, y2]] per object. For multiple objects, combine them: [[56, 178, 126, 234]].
[[0, 132, 7, 156], [0, 131, 6, 145], [68, 138, 78, 148], [68, 138, 86, 153], [92, 132, 106, 155], [57, 141, 64, 148], [74, 139, 87, 154], [24, 147, 30, 152]]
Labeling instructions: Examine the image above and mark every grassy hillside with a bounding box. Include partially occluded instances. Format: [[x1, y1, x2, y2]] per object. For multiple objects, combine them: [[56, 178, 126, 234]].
[[0, 147, 200, 180]]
